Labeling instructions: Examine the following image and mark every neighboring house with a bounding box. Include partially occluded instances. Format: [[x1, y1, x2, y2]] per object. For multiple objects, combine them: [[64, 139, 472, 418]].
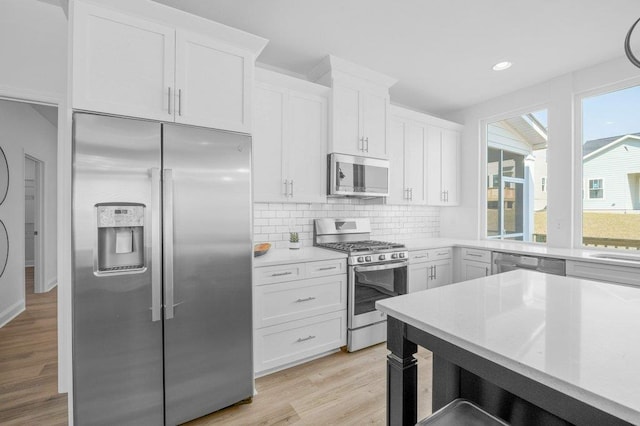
[[583, 133, 640, 211]]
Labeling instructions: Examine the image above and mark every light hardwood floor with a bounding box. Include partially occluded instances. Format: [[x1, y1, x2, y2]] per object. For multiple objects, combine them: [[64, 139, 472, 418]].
[[188, 346, 433, 425], [0, 268, 67, 425], [0, 269, 433, 425]]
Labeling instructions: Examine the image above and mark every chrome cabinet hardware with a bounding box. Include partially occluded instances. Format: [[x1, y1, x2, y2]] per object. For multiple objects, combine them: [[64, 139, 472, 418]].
[[283, 179, 289, 197], [295, 297, 316, 302], [485, 266, 489, 276], [364, 137, 369, 152], [290, 180, 294, 197], [467, 252, 482, 258], [409, 188, 413, 201], [318, 266, 337, 271], [414, 255, 427, 259], [296, 335, 316, 342], [271, 271, 293, 277], [436, 251, 448, 256]]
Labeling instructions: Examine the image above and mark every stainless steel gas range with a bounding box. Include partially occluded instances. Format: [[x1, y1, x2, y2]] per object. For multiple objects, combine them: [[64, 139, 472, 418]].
[[314, 218, 408, 351]]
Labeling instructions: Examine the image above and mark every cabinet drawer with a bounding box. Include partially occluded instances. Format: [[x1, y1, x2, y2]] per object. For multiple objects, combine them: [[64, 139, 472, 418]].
[[254, 310, 347, 374], [429, 247, 452, 260], [255, 275, 347, 328], [254, 263, 305, 285], [461, 248, 491, 263], [410, 250, 430, 264], [306, 259, 347, 279], [566, 261, 640, 287]]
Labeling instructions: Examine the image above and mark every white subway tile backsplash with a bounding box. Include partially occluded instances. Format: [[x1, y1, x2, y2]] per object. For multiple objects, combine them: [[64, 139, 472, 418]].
[[253, 200, 440, 248]]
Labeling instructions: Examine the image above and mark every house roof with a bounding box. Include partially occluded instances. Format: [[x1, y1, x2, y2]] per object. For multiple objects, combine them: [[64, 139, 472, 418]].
[[503, 114, 547, 150], [583, 133, 640, 160]]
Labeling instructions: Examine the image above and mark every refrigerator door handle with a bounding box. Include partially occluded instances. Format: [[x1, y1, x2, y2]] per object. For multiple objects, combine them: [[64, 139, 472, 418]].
[[151, 168, 162, 322], [163, 168, 176, 320]]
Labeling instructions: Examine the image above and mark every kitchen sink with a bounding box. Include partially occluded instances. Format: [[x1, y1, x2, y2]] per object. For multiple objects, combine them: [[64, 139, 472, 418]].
[[588, 253, 640, 262]]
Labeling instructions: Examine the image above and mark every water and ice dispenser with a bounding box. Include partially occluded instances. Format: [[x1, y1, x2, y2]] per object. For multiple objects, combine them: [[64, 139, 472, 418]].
[[95, 203, 145, 274]]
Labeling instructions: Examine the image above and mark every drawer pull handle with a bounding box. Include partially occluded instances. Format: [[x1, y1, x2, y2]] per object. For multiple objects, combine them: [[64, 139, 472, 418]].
[[271, 272, 293, 277], [318, 266, 336, 271], [296, 335, 316, 343], [467, 253, 483, 257], [437, 251, 448, 256], [414, 255, 427, 259], [295, 297, 316, 303]]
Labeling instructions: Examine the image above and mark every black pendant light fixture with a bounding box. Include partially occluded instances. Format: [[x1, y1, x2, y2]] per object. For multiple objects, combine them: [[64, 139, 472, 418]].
[[625, 17, 640, 68]]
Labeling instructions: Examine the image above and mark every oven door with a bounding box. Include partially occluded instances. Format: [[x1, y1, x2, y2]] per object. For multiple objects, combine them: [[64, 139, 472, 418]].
[[349, 261, 407, 329]]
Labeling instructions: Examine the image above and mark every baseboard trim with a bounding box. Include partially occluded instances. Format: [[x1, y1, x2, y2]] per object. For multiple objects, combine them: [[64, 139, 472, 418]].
[[45, 277, 58, 292], [0, 300, 26, 329]]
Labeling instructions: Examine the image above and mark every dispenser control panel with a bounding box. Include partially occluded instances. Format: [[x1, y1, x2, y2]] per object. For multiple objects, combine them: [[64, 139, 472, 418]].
[[97, 205, 144, 228]]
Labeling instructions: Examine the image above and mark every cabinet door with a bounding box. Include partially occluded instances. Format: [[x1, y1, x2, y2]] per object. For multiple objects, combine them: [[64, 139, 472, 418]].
[[441, 129, 460, 205], [428, 259, 453, 289], [361, 91, 388, 158], [426, 126, 444, 205], [253, 84, 287, 202], [332, 83, 362, 155], [408, 263, 429, 293], [388, 118, 407, 204], [287, 91, 327, 203], [460, 259, 491, 282], [72, 1, 175, 121], [404, 122, 426, 204], [175, 31, 251, 133]]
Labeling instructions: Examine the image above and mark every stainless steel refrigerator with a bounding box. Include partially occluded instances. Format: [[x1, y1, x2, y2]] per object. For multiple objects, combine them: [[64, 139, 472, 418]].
[[72, 113, 253, 425]]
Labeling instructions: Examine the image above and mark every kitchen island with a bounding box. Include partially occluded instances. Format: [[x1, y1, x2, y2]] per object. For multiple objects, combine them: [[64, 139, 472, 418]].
[[376, 270, 640, 426]]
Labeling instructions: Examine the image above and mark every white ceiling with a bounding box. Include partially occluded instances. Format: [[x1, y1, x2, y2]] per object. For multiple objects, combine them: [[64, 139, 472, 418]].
[[152, 0, 640, 117]]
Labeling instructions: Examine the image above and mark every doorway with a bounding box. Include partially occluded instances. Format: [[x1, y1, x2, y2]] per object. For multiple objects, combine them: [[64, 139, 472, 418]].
[[24, 155, 45, 295]]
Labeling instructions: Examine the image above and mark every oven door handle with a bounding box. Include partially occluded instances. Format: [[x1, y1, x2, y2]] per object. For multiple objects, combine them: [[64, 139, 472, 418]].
[[354, 262, 407, 273]]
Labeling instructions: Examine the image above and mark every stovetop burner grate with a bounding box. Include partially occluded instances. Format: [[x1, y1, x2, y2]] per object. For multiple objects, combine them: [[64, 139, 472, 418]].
[[316, 240, 405, 254]]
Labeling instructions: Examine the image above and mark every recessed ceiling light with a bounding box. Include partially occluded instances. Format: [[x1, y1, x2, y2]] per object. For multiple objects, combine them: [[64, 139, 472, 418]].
[[492, 61, 512, 71]]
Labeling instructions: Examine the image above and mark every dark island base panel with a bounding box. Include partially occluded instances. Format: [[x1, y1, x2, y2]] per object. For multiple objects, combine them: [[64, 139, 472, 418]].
[[386, 317, 634, 426]]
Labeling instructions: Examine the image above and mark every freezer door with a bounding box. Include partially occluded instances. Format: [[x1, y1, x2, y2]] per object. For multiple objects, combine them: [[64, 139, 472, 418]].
[[162, 124, 253, 425], [72, 113, 164, 425]]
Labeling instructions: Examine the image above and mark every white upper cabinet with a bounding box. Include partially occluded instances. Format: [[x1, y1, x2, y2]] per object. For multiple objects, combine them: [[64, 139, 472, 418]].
[[253, 69, 329, 203], [72, 1, 266, 133], [72, 1, 175, 122], [426, 124, 462, 206], [309, 55, 397, 159], [175, 31, 252, 131]]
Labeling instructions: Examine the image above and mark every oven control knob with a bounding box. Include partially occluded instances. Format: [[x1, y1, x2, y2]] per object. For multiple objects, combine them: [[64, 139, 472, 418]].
[[379, 254, 386, 261], [365, 256, 372, 262], [391, 253, 398, 259], [399, 252, 405, 258], [357, 256, 364, 263]]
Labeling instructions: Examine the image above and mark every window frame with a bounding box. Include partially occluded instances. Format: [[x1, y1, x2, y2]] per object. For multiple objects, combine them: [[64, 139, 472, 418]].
[[587, 178, 604, 200], [574, 77, 640, 249]]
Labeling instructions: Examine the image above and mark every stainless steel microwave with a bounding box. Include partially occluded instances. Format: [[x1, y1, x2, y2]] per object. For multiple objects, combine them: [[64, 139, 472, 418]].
[[328, 153, 390, 197]]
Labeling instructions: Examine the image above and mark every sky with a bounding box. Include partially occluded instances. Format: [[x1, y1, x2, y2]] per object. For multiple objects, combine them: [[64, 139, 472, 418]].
[[582, 84, 640, 143]]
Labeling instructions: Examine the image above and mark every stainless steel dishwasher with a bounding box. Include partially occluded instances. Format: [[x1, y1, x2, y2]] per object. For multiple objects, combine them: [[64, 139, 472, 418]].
[[492, 252, 566, 276]]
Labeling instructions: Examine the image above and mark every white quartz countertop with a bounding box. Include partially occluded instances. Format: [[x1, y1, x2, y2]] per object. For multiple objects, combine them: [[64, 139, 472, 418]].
[[253, 246, 347, 267], [376, 270, 640, 424], [401, 237, 640, 268]]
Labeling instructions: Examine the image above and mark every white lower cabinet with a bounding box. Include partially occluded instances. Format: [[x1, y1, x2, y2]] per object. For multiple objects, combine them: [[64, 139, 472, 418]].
[[458, 248, 493, 282], [566, 260, 640, 287], [408, 248, 453, 292], [254, 259, 347, 376]]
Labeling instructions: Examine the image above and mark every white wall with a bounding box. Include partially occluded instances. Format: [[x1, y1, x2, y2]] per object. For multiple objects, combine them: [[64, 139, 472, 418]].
[[0, 100, 58, 327], [254, 200, 440, 248], [442, 56, 640, 249], [0, 0, 67, 102]]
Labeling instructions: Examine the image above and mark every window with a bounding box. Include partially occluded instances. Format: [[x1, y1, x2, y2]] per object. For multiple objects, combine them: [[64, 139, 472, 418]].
[[588, 179, 603, 199], [486, 109, 548, 243], [581, 84, 640, 250]]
